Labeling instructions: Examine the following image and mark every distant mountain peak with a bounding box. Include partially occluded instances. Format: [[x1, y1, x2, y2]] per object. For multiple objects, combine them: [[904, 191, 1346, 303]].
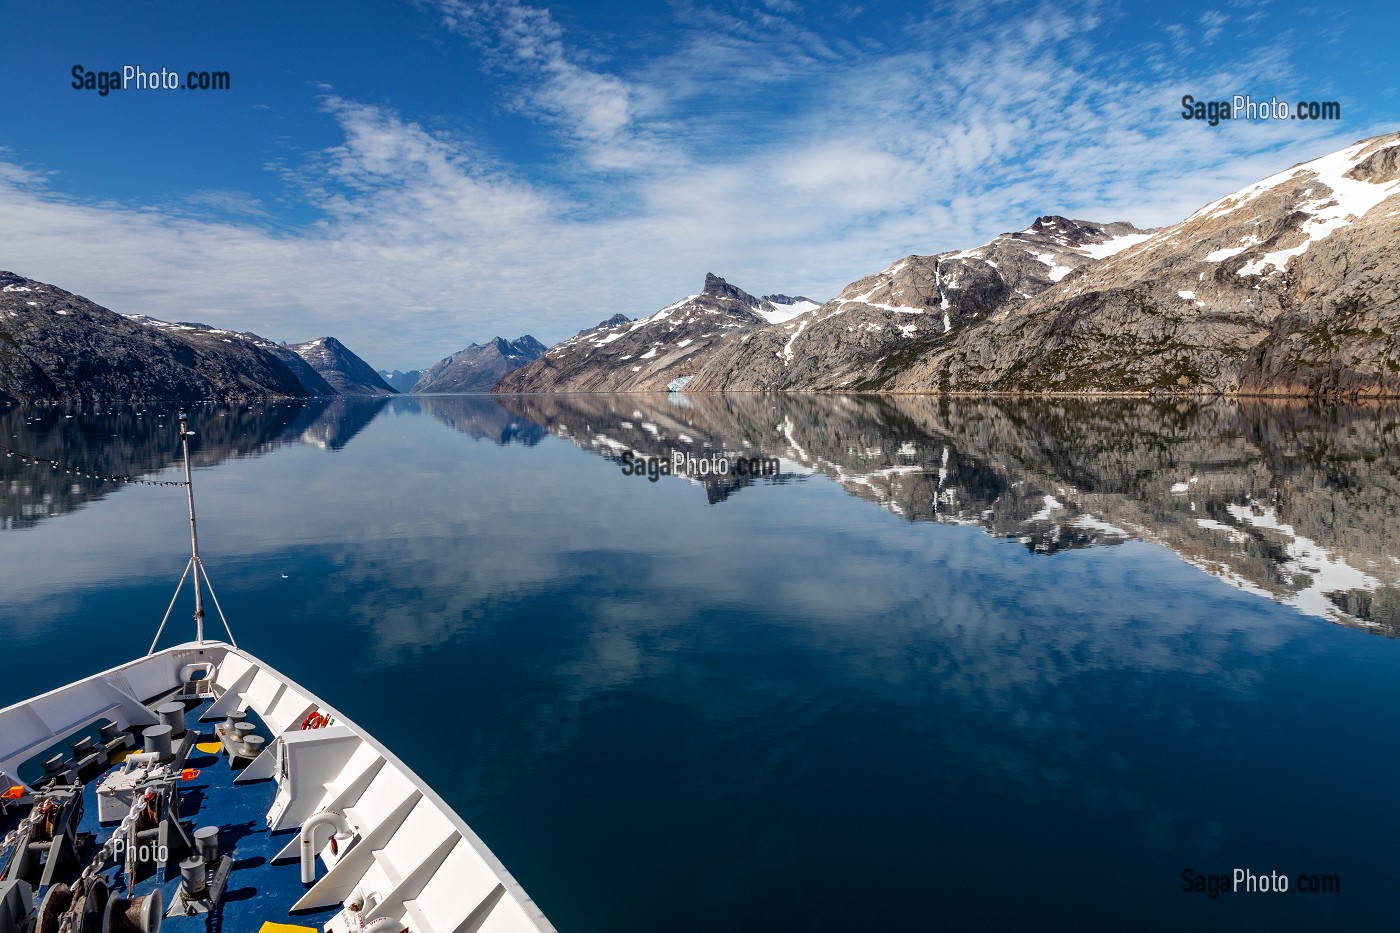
[[291, 336, 395, 395], [575, 314, 630, 337], [378, 368, 423, 393], [702, 273, 764, 309], [496, 275, 820, 392], [412, 334, 546, 393], [495, 335, 546, 358]]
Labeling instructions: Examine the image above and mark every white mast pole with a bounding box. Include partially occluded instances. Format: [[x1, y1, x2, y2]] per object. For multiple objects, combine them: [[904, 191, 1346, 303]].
[[179, 408, 205, 645]]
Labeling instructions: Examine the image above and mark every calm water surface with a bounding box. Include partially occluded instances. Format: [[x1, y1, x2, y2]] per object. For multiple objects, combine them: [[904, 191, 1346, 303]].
[[2, 395, 1399, 931]]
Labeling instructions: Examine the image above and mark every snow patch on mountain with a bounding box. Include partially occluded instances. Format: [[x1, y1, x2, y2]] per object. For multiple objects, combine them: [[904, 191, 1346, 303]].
[[1235, 142, 1400, 275], [1031, 252, 1075, 281], [757, 295, 821, 324], [1191, 138, 1400, 223], [1077, 231, 1155, 259], [1179, 138, 1400, 279], [781, 318, 810, 365], [1204, 244, 1248, 262]]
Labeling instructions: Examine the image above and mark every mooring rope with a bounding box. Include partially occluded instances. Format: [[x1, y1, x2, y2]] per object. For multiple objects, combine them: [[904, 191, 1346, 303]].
[[1, 443, 188, 487]]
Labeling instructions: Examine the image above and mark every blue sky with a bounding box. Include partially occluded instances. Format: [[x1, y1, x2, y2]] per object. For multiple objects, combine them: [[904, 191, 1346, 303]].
[[1, 0, 1396, 369]]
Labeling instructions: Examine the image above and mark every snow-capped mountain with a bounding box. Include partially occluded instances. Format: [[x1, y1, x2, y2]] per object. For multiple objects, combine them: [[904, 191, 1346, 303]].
[[835, 216, 1149, 326], [290, 337, 396, 395], [682, 132, 1400, 395], [497, 274, 822, 392], [413, 336, 546, 393], [500, 219, 1152, 395], [685, 217, 1152, 391], [874, 131, 1400, 395]]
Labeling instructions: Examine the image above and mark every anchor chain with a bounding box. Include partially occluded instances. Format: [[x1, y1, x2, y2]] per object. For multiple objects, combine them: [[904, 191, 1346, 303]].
[[51, 789, 153, 933], [0, 800, 47, 878]]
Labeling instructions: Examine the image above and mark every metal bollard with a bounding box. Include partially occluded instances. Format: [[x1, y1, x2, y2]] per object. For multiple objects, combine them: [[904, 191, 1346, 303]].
[[179, 856, 208, 897], [142, 724, 173, 763], [156, 702, 187, 739], [194, 825, 220, 864]]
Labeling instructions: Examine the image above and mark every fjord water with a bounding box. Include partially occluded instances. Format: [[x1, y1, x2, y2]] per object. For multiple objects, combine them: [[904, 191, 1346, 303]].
[[3, 395, 1399, 931]]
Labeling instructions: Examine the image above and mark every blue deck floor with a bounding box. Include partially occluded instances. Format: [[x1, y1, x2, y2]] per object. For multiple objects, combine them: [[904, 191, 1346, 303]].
[[49, 698, 344, 932]]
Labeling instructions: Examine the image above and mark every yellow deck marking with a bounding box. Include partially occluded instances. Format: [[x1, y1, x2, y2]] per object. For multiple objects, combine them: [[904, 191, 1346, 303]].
[[257, 924, 317, 933], [196, 741, 224, 754]]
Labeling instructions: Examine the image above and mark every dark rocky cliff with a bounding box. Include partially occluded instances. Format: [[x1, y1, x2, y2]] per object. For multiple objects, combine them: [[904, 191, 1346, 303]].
[[0, 272, 325, 401]]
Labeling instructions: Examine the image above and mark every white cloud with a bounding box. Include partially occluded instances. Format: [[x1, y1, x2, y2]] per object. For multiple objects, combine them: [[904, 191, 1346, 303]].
[[1199, 10, 1229, 44], [434, 0, 671, 171]]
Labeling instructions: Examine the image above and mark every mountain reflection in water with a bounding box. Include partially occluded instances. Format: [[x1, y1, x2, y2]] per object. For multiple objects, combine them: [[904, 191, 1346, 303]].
[[499, 393, 1400, 633], [4, 394, 1397, 633]]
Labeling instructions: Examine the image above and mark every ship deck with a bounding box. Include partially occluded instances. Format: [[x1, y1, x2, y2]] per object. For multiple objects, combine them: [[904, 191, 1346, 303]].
[[4, 694, 340, 933]]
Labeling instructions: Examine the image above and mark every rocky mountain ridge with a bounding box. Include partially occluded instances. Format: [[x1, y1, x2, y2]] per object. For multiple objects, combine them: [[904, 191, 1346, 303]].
[[0, 272, 388, 401], [498, 223, 1147, 393], [496, 273, 823, 392], [120, 314, 338, 396], [870, 132, 1400, 396], [412, 335, 547, 393], [2, 274, 312, 401], [687, 217, 1152, 391]]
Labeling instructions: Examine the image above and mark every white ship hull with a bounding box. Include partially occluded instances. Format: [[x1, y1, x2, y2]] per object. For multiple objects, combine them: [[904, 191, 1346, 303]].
[[0, 641, 556, 933]]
